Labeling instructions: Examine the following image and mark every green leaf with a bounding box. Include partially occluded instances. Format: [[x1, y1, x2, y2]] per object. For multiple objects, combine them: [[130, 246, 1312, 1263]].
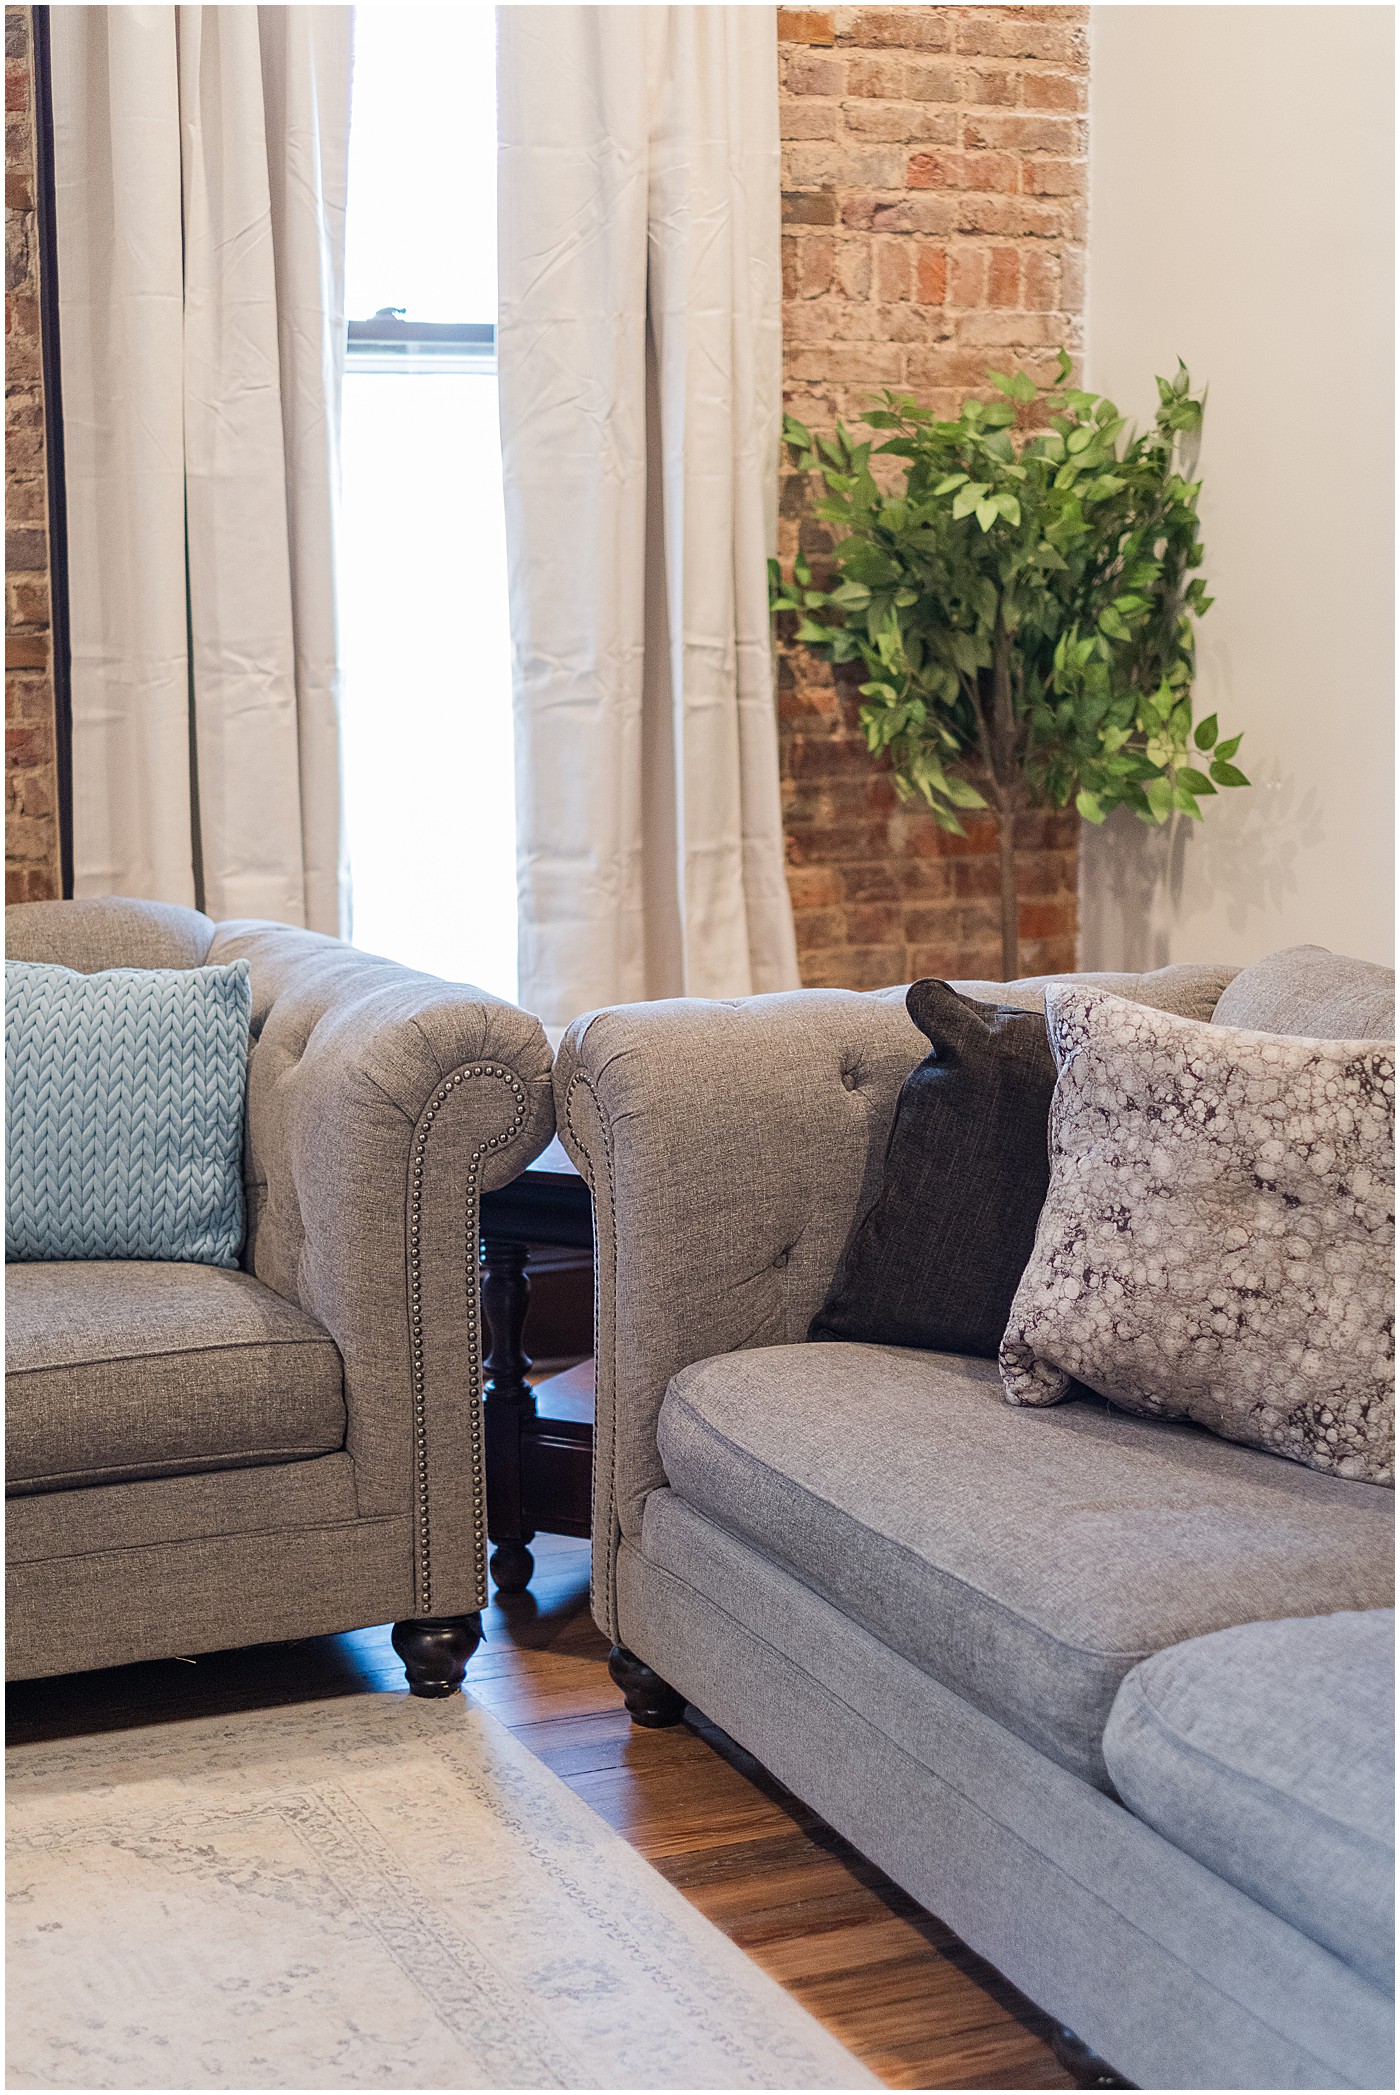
[[993, 492, 1021, 526], [1176, 767, 1217, 796], [1144, 775, 1176, 824], [933, 473, 969, 496], [1076, 789, 1106, 823], [1214, 733, 1243, 761], [1210, 760, 1250, 788], [941, 774, 989, 809], [828, 581, 871, 609], [1066, 425, 1094, 455], [989, 367, 1038, 404], [1193, 713, 1218, 751], [951, 481, 988, 520], [975, 498, 999, 533], [794, 618, 834, 645]]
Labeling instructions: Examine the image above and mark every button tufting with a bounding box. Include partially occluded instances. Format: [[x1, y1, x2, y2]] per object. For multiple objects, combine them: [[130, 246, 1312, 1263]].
[[841, 1066, 859, 1091]]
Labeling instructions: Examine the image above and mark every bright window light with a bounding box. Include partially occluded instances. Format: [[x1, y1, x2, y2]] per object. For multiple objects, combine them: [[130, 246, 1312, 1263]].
[[339, 5, 517, 1002]]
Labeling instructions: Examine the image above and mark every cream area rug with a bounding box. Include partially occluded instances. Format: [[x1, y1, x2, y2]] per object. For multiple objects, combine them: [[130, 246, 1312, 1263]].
[[7, 1691, 876, 2091]]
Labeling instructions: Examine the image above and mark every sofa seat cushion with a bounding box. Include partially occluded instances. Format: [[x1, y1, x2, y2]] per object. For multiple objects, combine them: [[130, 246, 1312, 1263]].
[[6, 1261, 345, 1493], [1104, 1611, 1395, 1990], [656, 1343, 1394, 1787]]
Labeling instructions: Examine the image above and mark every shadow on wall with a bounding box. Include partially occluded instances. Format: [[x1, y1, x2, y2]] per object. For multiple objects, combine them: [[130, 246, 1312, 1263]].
[[1080, 774, 1327, 972]]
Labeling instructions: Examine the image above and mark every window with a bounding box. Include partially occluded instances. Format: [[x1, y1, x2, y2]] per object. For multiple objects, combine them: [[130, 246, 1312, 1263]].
[[339, 6, 516, 1000]]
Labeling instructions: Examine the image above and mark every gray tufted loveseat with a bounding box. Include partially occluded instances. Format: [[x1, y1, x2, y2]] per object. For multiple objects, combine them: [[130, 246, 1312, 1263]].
[[555, 947, 1395, 2090], [6, 898, 554, 1693]]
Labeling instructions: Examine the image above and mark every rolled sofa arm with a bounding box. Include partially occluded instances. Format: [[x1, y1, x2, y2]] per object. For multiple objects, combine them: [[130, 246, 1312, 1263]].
[[208, 920, 555, 1619], [554, 987, 925, 1638], [554, 959, 1239, 1640]]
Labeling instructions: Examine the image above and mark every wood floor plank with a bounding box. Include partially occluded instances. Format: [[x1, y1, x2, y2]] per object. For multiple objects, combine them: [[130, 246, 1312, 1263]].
[[6, 1529, 1079, 2091]]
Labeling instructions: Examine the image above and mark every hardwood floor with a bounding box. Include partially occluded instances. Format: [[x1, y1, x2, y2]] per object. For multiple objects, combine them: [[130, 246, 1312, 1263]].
[[8, 1533, 1078, 2091]]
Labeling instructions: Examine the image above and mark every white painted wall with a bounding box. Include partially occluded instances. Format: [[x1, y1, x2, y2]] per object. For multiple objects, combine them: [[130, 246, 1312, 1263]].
[[1082, 6, 1393, 970]]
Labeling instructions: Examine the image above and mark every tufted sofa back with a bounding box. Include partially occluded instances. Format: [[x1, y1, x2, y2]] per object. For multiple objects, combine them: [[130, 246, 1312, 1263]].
[[6, 898, 216, 974]]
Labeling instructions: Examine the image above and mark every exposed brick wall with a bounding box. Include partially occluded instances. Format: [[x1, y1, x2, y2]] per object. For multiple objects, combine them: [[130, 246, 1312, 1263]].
[[5, 4, 60, 903], [777, 4, 1086, 987]]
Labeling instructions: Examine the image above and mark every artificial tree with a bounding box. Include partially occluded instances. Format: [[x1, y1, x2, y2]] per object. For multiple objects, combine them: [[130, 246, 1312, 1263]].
[[771, 351, 1249, 979]]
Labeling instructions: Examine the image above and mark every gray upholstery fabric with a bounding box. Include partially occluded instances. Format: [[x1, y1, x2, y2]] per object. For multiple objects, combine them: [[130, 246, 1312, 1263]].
[[209, 918, 555, 1614], [1212, 945, 1395, 1040], [555, 962, 1237, 1638], [657, 1342, 1395, 1787], [7, 1453, 359, 1563], [621, 1502, 1392, 2091], [950, 960, 1238, 1021], [6, 1262, 344, 1493], [7, 1511, 416, 1680], [5, 897, 215, 971], [4, 897, 557, 1678], [1105, 1611, 1395, 1991]]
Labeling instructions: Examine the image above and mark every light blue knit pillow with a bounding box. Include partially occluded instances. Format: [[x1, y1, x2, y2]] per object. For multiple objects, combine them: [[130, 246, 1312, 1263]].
[[5, 958, 252, 1266]]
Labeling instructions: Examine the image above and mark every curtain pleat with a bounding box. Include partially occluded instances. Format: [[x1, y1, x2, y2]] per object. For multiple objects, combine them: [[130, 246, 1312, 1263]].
[[498, 5, 799, 1024], [51, 5, 352, 932]]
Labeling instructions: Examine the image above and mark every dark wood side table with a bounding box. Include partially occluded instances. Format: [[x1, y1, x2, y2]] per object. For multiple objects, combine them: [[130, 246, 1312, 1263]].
[[479, 1136, 595, 1594]]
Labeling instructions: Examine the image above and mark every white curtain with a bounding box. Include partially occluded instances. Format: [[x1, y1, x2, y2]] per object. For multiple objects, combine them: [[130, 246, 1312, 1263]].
[[498, 5, 800, 1025], [51, 5, 353, 931]]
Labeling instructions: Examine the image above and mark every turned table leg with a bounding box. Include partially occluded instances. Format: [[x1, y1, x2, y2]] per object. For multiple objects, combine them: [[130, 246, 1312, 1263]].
[[481, 1236, 537, 1593]]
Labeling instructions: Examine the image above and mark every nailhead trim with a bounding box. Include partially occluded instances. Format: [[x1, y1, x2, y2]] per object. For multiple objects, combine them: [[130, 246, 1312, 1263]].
[[408, 1061, 529, 1614]]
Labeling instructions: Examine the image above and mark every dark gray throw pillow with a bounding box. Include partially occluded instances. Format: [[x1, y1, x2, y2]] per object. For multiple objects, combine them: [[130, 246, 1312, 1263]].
[[810, 980, 1057, 1358]]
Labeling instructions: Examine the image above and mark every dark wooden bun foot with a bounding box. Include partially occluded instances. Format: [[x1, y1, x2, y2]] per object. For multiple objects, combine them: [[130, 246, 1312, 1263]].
[[608, 1644, 687, 1727], [1049, 2024, 1135, 2089], [391, 1614, 483, 1697], [490, 1540, 536, 1593]]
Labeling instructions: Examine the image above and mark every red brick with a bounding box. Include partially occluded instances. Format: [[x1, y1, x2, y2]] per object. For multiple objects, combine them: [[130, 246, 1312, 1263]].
[[778, 11, 836, 46], [770, 1, 1085, 986], [905, 59, 963, 103], [875, 237, 911, 301], [964, 112, 1080, 153], [782, 189, 838, 226], [915, 245, 948, 304], [947, 247, 987, 308], [845, 51, 906, 97], [1017, 900, 1074, 941], [835, 238, 873, 299], [987, 246, 1020, 306], [965, 65, 1018, 107], [784, 51, 846, 94], [839, 10, 952, 52], [1020, 247, 1061, 310], [783, 100, 839, 141], [5, 630, 46, 670], [785, 864, 842, 910], [1021, 157, 1084, 197], [1019, 70, 1086, 113]]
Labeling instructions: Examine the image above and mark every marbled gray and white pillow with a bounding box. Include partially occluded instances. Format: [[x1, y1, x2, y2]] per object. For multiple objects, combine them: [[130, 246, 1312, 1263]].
[[1000, 986, 1395, 1485]]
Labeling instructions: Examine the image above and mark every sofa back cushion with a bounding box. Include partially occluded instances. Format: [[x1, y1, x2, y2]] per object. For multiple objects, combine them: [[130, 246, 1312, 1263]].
[[5, 898, 216, 974], [1212, 944, 1394, 1040]]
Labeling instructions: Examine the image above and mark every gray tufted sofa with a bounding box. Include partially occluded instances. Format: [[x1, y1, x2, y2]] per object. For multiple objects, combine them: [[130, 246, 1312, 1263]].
[[555, 947, 1395, 2090], [6, 898, 554, 1693]]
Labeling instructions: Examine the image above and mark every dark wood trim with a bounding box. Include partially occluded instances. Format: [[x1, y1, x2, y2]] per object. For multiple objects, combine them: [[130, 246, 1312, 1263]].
[[30, 5, 73, 898]]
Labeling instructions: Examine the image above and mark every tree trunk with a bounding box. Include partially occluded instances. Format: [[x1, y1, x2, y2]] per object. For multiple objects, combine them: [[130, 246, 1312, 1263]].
[[997, 801, 1019, 982], [988, 623, 1020, 981]]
